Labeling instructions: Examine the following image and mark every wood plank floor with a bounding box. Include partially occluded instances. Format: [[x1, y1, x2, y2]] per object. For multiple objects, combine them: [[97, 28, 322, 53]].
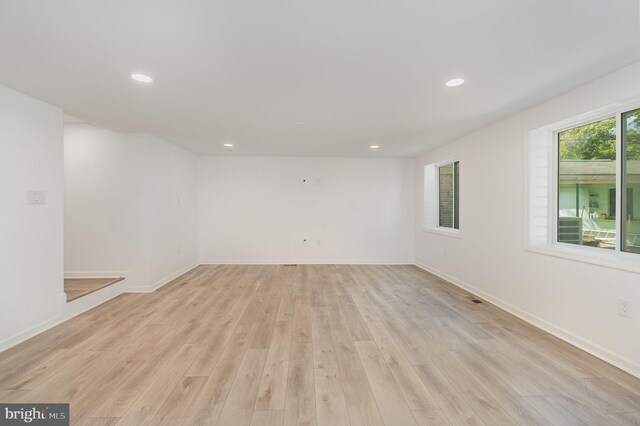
[[65, 277, 124, 301], [2, 265, 640, 425]]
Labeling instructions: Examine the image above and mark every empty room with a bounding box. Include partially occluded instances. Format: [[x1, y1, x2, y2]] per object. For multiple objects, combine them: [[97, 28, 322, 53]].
[[1, 1, 640, 425]]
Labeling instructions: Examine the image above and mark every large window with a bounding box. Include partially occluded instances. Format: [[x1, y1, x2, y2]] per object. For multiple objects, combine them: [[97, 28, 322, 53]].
[[622, 108, 640, 254], [556, 110, 640, 254]]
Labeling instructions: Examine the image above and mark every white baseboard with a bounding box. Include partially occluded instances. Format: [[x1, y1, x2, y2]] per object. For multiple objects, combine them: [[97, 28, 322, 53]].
[[200, 259, 414, 265], [64, 271, 129, 279], [0, 263, 196, 354], [127, 262, 199, 293], [413, 261, 640, 379], [0, 313, 62, 353], [0, 288, 127, 354], [63, 280, 126, 317]]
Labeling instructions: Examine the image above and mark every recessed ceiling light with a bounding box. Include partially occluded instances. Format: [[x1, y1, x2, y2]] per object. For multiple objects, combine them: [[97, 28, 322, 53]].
[[445, 78, 465, 87], [223, 143, 234, 147], [370, 145, 380, 149], [131, 73, 153, 83]]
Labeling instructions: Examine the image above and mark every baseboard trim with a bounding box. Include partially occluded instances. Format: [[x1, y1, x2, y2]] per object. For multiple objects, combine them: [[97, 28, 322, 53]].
[[0, 288, 127, 354], [62, 284, 125, 324], [200, 259, 414, 265], [0, 263, 197, 354], [64, 271, 129, 279], [0, 314, 62, 353], [127, 262, 199, 293], [413, 261, 640, 379]]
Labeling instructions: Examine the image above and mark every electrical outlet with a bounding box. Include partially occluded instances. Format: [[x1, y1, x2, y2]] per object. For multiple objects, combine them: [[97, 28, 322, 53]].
[[618, 298, 632, 319]]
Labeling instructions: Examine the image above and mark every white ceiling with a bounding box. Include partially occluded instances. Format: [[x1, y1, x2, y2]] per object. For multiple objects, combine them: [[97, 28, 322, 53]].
[[1, 0, 639, 157]]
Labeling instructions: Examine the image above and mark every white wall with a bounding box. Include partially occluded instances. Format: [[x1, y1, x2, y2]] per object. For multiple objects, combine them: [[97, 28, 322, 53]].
[[415, 61, 640, 377], [64, 124, 198, 292], [139, 134, 199, 287], [0, 85, 64, 348], [198, 157, 414, 263], [64, 125, 146, 283]]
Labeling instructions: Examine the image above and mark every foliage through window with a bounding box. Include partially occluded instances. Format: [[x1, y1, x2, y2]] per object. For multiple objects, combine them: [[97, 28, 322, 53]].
[[557, 110, 640, 254], [622, 109, 640, 253]]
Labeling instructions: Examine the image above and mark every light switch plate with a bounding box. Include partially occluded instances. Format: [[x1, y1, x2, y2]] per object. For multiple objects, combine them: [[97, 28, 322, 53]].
[[27, 190, 46, 205]]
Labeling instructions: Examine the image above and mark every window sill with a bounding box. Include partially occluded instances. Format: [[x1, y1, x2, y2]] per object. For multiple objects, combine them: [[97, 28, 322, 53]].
[[423, 227, 462, 239], [526, 243, 640, 275]]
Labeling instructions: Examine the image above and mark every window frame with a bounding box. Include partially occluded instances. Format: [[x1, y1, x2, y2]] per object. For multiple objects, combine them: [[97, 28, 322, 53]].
[[436, 160, 459, 230], [424, 158, 461, 238], [551, 113, 620, 251], [621, 108, 640, 253], [527, 98, 640, 273]]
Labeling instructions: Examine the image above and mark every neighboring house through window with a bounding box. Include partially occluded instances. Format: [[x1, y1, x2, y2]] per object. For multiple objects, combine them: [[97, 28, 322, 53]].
[[528, 103, 640, 266]]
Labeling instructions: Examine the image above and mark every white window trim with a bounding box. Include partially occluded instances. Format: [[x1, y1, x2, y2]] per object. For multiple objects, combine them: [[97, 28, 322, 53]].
[[424, 158, 461, 238], [526, 97, 640, 274]]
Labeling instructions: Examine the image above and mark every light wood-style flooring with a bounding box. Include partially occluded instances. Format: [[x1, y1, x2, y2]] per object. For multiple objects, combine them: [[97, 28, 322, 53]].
[[2, 265, 640, 425], [65, 277, 124, 302]]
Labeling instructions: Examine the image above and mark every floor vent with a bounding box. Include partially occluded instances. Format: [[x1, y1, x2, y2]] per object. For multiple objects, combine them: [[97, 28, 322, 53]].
[[283, 264, 298, 267], [471, 299, 483, 304]]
